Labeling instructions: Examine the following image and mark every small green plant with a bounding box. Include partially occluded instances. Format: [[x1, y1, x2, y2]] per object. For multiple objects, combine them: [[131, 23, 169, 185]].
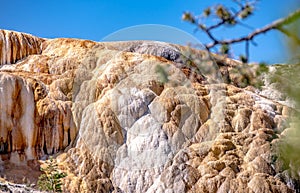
[[37, 156, 67, 192]]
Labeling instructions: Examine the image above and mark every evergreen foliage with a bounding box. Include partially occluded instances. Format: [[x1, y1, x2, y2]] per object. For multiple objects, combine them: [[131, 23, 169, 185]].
[[37, 157, 67, 192]]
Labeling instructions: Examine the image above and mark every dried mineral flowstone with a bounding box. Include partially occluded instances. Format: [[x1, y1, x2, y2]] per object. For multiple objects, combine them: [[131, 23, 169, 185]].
[[0, 29, 297, 192]]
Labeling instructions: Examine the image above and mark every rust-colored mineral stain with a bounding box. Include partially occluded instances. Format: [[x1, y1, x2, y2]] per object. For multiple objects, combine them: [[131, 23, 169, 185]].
[[0, 29, 43, 65], [10, 80, 26, 152], [0, 31, 3, 63]]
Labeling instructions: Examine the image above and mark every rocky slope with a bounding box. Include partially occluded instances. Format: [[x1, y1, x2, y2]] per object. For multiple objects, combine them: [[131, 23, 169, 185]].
[[0, 29, 298, 192], [0, 179, 42, 193]]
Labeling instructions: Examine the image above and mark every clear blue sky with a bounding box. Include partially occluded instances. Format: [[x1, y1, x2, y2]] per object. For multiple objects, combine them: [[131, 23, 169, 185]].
[[1, 0, 299, 63]]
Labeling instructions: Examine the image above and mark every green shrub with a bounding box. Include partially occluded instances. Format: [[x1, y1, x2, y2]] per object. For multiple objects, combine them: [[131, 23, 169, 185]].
[[37, 156, 67, 192]]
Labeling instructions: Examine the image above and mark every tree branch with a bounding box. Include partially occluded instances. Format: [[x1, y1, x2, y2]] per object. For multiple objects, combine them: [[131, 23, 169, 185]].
[[207, 3, 254, 31], [205, 8, 300, 49]]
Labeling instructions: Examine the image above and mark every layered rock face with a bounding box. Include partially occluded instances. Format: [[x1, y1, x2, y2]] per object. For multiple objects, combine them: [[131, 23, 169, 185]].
[[0, 30, 43, 65], [0, 29, 297, 192]]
